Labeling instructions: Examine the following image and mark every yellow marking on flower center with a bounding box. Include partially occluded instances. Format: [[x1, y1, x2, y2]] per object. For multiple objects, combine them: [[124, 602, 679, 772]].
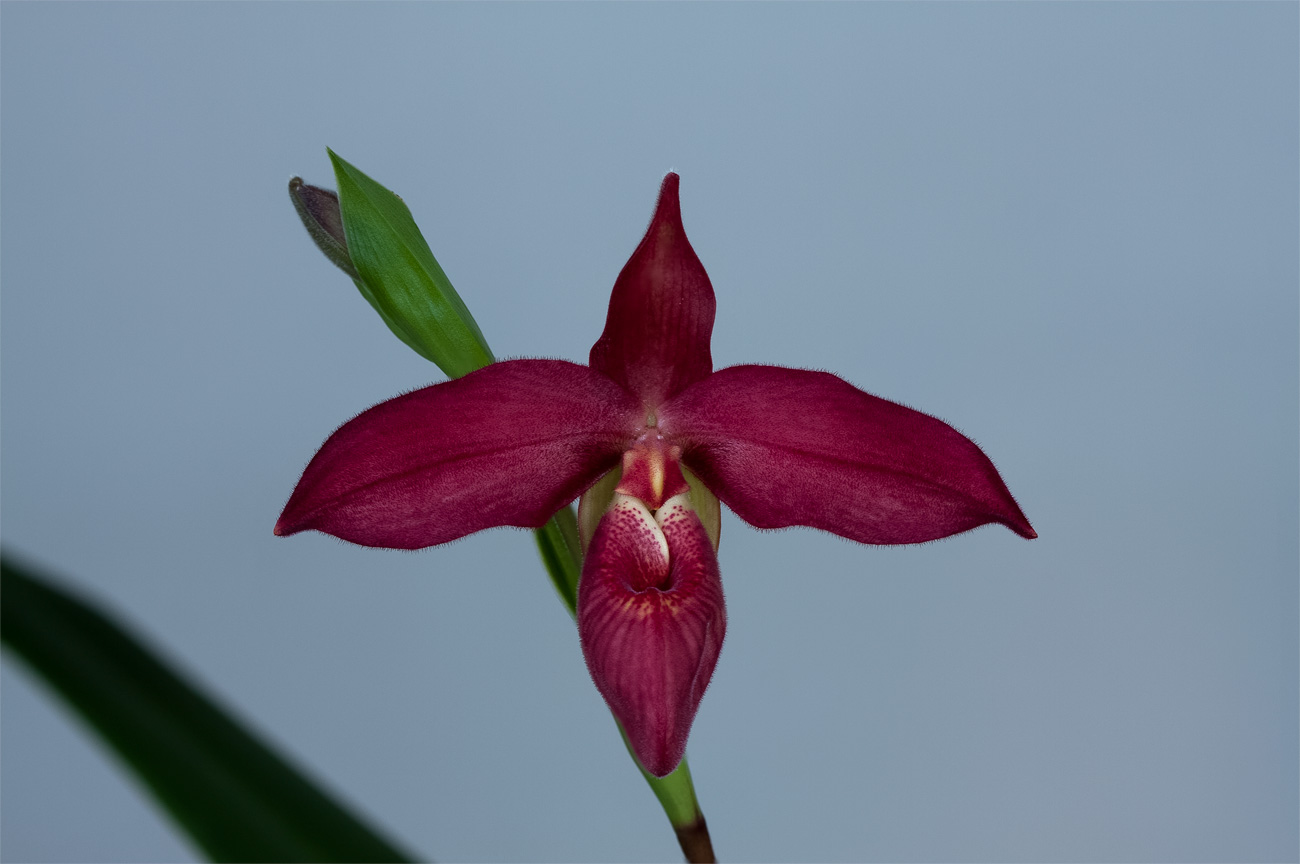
[[650, 450, 665, 503]]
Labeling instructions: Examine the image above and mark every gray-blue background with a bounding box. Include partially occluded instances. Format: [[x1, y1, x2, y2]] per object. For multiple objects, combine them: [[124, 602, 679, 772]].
[[3, 4, 1296, 861]]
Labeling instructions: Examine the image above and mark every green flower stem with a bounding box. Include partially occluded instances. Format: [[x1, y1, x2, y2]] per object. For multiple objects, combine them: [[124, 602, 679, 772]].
[[1, 553, 414, 863], [620, 726, 716, 864]]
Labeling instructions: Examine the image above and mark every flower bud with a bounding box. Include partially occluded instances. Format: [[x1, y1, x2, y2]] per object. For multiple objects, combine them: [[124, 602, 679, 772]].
[[288, 177, 358, 279]]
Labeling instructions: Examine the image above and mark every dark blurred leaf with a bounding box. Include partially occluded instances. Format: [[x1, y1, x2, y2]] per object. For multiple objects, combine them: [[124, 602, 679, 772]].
[[1, 553, 417, 863]]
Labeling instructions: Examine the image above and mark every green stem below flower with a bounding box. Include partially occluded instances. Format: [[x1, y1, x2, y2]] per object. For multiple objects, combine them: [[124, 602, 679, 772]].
[[619, 725, 716, 863]]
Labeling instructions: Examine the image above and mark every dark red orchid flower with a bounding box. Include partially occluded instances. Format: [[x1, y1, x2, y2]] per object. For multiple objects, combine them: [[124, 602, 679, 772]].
[[276, 174, 1035, 778]]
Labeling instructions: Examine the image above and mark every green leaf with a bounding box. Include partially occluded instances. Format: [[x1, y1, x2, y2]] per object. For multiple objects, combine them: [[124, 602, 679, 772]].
[[329, 150, 494, 378], [533, 506, 582, 618], [1, 553, 415, 864]]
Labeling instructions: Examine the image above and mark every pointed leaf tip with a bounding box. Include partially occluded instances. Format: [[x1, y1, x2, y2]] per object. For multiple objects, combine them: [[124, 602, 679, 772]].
[[326, 150, 494, 378]]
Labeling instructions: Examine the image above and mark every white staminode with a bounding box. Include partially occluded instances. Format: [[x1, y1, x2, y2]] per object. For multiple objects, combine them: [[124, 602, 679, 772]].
[[610, 493, 670, 565], [609, 491, 699, 567]]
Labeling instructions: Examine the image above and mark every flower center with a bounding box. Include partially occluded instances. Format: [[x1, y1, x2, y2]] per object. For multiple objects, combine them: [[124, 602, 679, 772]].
[[615, 429, 689, 511]]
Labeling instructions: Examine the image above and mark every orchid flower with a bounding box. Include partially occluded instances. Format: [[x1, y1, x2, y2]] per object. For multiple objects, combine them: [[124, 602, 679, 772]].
[[275, 174, 1035, 778]]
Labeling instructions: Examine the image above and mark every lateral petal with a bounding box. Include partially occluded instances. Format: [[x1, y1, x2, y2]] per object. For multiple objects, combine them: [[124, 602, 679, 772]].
[[578, 494, 726, 777], [275, 360, 642, 548], [659, 365, 1036, 543], [589, 173, 716, 411]]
